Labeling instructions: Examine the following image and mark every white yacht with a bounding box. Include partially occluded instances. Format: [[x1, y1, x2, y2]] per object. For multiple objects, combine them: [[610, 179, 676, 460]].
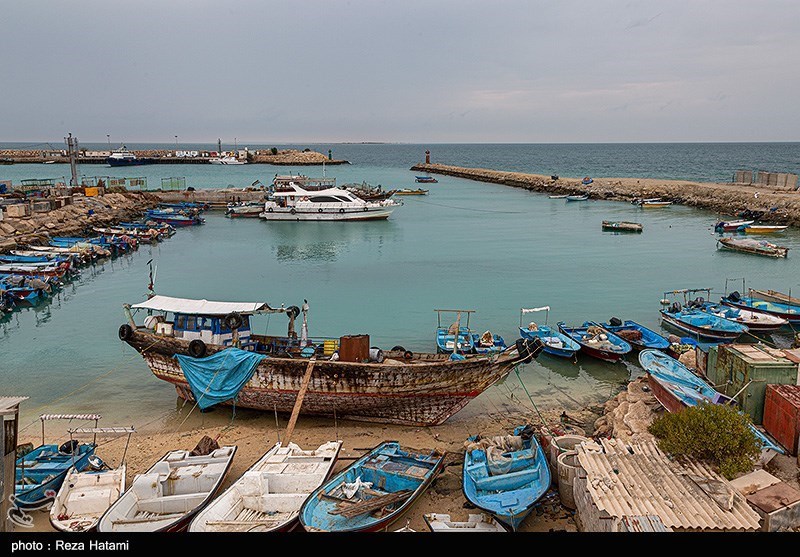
[[260, 182, 399, 221], [209, 154, 246, 165]]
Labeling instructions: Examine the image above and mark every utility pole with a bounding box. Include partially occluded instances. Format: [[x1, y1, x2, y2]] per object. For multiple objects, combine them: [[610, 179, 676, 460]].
[[65, 133, 80, 187], [217, 138, 222, 154], [174, 135, 178, 151], [106, 134, 111, 151]]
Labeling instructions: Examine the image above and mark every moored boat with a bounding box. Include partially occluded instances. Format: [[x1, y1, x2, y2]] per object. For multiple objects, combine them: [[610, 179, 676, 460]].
[[518, 306, 580, 359], [721, 291, 800, 324], [97, 441, 236, 532], [548, 194, 569, 199], [260, 182, 398, 221], [714, 219, 753, 232], [14, 414, 100, 511], [462, 424, 550, 531], [145, 210, 204, 227], [698, 301, 788, 332], [394, 188, 428, 196], [601, 318, 670, 351], [415, 176, 438, 183], [299, 441, 445, 532], [601, 220, 642, 232], [639, 349, 783, 460], [119, 295, 544, 426], [636, 198, 672, 208], [209, 155, 246, 165], [106, 148, 156, 167], [743, 224, 789, 234], [750, 288, 800, 306], [717, 237, 788, 258], [566, 194, 589, 201], [225, 202, 264, 218], [557, 321, 632, 363], [189, 441, 342, 532], [660, 302, 748, 341]]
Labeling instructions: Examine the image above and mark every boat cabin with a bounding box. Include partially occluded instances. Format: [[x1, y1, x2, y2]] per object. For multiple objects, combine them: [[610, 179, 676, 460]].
[[267, 182, 369, 209], [129, 295, 283, 349]]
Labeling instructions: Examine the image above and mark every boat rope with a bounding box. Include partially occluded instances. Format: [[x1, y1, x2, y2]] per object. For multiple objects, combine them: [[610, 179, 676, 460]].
[[513, 366, 557, 442], [412, 198, 528, 214]]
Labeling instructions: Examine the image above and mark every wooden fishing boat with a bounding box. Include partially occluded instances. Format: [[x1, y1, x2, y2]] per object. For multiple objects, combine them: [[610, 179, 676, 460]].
[[120, 296, 543, 426], [557, 321, 632, 363], [566, 194, 589, 201], [14, 414, 100, 511], [750, 288, 800, 306], [601, 318, 670, 351], [518, 307, 579, 359], [394, 188, 428, 196], [639, 350, 783, 460], [721, 291, 800, 324], [601, 220, 642, 232], [189, 441, 342, 532], [49, 426, 134, 532], [299, 441, 445, 532], [0, 263, 68, 278], [698, 302, 788, 332], [423, 513, 507, 532], [97, 443, 236, 532], [743, 224, 788, 234], [462, 424, 550, 531], [660, 303, 748, 341], [415, 176, 438, 183], [717, 237, 788, 258], [714, 219, 753, 232]]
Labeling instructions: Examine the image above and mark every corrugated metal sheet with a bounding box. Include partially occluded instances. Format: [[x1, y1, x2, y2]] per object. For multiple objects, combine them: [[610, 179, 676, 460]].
[[618, 515, 672, 532], [576, 439, 762, 531], [764, 384, 800, 455], [0, 396, 28, 413]]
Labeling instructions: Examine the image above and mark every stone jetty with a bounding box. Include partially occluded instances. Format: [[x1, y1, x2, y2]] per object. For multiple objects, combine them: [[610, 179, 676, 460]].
[[0, 192, 160, 251], [411, 163, 800, 227]]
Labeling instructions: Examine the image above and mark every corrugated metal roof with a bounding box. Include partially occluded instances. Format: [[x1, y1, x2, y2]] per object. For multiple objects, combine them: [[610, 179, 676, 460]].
[[576, 438, 762, 531], [131, 295, 278, 316], [0, 396, 28, 413], [619, 515, 672, 532]]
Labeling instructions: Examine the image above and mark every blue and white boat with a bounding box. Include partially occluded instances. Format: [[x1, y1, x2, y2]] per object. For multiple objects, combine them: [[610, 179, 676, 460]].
[[471, 331, 507, 354], [566, 194, 589, 201], [639, 350, 783, 461], [721, 291, 800, 325], [14, 414, 100, 511], [660, 302, 748, 341], [518, 306, 579, 358], [698, 301, 788, 333], [601, 318, 670, 351], [435, 309, 476, 354], [462, 424, 551, 531], [557, 321, 632, 363], [299, 441, 445, 532]]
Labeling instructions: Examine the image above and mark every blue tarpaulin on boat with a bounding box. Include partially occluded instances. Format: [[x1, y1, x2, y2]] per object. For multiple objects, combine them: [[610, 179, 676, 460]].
[[175, 348, 266, 410]]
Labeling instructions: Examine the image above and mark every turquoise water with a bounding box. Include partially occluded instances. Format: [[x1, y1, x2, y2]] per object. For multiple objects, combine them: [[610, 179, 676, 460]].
[[2, 144, 799, 436]]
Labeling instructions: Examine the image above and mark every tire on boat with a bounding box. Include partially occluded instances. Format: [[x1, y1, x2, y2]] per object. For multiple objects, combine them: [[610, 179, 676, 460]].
[[515, 338, 530, 362], [609, 317, 622, 327], [224, 312, 244, 330], [189, 339, 207, 358], [286, 305, 301, 319], [118, 324, 133, 341], [339, 208, 345, 213], [290, 208, 296, 215], [267, 207, 274, 213], [391, 345, 406, 352], [403, 350, 413, 360]]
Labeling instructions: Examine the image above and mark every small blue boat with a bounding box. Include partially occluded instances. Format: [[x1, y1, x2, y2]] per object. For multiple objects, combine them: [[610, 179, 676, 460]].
[[660, 303, 748, 341], [557, 321, 632, 363], [601, 318, 670, 351], [435, 309, 476, 354], [462, 424, 551, 531], [566, 194, 589, 201], [14, 414, 100, 511], [518, 306, 579, 358], [639, 350, 784, 459], [721, 291, 800, 324], [299, 441, 445, 532], [0, 254, 68, 265], [471, 332, 506, 354]]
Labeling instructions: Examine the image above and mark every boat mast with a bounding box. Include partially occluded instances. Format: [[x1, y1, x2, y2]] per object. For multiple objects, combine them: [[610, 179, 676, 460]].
[[65, 133, 80, 187]]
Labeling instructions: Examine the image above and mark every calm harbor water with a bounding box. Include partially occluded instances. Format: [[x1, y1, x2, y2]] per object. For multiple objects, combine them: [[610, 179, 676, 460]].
[[1, 143, 799, 437]]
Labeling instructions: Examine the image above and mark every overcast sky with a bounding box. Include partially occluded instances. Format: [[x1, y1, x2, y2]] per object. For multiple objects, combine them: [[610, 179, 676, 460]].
[[2, 1, 798, 143]]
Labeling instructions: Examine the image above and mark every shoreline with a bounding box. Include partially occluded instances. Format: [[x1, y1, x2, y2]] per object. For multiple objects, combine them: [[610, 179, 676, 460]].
[[411, 163, 800, 227]]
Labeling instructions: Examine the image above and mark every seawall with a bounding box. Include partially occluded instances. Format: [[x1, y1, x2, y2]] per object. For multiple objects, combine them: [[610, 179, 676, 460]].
[[411, 163, 800, 226]]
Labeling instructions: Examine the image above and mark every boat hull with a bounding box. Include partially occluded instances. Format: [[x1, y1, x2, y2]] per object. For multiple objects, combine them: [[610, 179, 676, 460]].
[[519, 327, 578, 358], [750, 289, 800, 306], [557, 323, 630, 363], [259, 208, 394, 221], [659, 311, 743, 341], [107, 158, 156, 167], [721, 298, 800, 324], [124, 330, 535, 426]]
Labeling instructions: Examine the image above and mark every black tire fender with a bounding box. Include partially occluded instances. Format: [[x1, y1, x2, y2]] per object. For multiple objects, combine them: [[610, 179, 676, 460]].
[[189, 339, 207, 358], [339, 208, 345, 214], [267, 207, 274, 213], [286, 305, 301, 319], [290, 208, 296, 215], [403, 350, 413, 360], [224, 312, 244, 330], [118, 324, 133, 341], [391, 345, 406, 352]]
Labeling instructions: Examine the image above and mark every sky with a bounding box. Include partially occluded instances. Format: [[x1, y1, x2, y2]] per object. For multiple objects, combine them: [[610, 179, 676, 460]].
[[1, 0, 798, 143]]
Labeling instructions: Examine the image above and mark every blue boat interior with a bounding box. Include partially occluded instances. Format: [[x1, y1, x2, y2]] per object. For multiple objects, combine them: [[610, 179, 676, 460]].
[[558, 322, 632, 353], [301, 442, 441, 531], [602, 319, 670, 350], [15, 443, 95, 502]]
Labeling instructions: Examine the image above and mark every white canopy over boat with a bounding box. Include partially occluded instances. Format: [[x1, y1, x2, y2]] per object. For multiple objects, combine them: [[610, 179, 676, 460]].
[[131, 295, 281, 316]]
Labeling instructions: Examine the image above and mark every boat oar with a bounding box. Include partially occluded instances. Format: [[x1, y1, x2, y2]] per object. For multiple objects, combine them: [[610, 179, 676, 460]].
[[283, 358, 316, 445]]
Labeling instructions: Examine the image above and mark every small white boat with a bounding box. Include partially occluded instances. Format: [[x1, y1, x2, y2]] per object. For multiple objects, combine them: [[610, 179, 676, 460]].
[[97, 444, 236, 532], [50, 462, 126, 532], [639, 198, 672, 208], [548, 194, 569, 199], [225, 202, 264, 218], [209, 155, 246, 165], [423, 513, 507, 532], [566, 194, 589, 201], [189, 441, 342, 532], [260, 181, 399, 221]]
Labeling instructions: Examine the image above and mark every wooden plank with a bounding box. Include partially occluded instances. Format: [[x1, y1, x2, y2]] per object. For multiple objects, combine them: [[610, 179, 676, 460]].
[[330, 490, 412, 518], [111, 513, 184, 524], [283, 358, 316, 444]]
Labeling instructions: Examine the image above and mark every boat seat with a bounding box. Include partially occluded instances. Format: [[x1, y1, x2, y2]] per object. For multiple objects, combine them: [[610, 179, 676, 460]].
[[473, 467, 541, 492], [136, 493, 207, 514], [242, 493, 309, 513]]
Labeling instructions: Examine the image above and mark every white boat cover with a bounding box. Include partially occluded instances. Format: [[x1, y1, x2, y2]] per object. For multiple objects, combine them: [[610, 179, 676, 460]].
[[131, 295, 279, 315], [521, 306, 550, 313], [40, 414, 101, 421]]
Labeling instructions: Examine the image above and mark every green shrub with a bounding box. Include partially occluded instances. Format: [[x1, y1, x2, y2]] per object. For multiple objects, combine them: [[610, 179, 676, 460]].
[[648, 402, 760, 479], [270, 147, 278, 155]]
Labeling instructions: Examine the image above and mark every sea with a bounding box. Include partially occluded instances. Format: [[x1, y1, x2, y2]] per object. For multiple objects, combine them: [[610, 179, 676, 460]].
[[1, 142, 799, 438]]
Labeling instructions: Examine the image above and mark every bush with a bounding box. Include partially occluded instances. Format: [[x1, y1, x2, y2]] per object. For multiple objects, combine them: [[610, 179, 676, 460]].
[[270, 147, 278, 156], [648, 402, 760, 479]]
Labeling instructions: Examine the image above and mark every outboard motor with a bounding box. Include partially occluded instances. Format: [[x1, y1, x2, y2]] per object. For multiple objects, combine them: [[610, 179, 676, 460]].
[[58, 440, 79, 455], [609, 317, 623, 327], [729, 291, 741, 302]]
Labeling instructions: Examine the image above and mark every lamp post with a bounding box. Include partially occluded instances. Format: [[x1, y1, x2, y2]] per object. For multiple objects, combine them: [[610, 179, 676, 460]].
[[106, 134, 110, 151], [174, 135, 178, 151]]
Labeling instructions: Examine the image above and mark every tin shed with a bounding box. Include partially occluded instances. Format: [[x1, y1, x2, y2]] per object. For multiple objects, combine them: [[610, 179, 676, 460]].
[[763, 384, 800, 455], [706, 345, 798, 424]]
